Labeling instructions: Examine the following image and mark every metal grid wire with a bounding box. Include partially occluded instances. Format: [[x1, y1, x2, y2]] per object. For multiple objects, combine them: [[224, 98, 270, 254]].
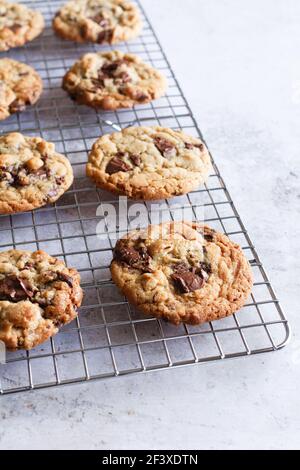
[[0, 0, 290, 395]]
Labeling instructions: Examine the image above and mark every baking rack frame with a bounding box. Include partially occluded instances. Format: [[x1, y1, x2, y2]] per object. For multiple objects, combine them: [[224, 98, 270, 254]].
[[0, 0, 290, 395]]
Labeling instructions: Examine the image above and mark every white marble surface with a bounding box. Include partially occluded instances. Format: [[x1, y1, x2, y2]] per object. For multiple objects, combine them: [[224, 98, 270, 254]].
[[0, 0, 299, 450]]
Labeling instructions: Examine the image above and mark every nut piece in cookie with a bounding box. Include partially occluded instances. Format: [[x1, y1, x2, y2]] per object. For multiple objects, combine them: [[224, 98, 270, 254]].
[[0, 1, 45, 51], [0, 59, 43, 121], [53, 0, 142, 45], [0, 133, 74, 215], [62, 51, 167, 110], [110, 222, 253, 325], [86, 126, 212, 199], [0, 250, 83, 350]]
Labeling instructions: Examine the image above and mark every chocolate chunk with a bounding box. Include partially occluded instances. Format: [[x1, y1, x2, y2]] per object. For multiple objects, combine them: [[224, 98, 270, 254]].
[[204, 233, 214, 242], [0, 275, 34, 302], [198, 261, 211, 275], [114, 241, 152, 272], [9, 23, 22, 33], [101, 61, 120, 76], [185, 142, 204, 151], [135, 90, 149, 102], [130, 154, 141, 166], [154, 137, 176, 158], [196, 143, 204, 151], [57, 272, 73, 287], [24, 261, 34, 270], [185, 143, 194, 150], [34, 167, 49, 179], [18, 278, 34, 298], [90, 15, 110, 28], [55, 176, 65, 186], [0, 170, 13, 184], [91, 76, 105, 89], [115, 151, 125, 158], [12, 169, 29, 187], [196, 262, 211, 282], [172, 270, 205, 294], [172, 262, 190, 274], [80, 23, 89, 39], [106, 157, 131, 175], [97, 29, 113, 44], [9, 99, 26, 113], [118, 71, 132, 83], [171, 262, 210, 294]]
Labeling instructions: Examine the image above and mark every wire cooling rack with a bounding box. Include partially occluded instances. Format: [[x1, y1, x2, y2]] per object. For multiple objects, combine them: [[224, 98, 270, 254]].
[[0, 0, 290, 395]]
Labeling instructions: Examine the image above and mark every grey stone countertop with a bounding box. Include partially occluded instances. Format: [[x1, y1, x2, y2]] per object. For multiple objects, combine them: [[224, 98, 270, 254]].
[[0, 0, 299, 450]]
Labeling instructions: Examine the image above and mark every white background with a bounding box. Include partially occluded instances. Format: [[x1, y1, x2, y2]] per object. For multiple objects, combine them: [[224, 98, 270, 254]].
[[0, 0, 299, 450]]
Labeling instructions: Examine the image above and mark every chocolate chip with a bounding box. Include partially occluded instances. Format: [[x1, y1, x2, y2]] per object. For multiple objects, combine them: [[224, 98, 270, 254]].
[[172, 270, 205, 294], [0, 276, 34, 302], [106, 157, 131, 175], [154, 137, 176, 158], [114, 241, 153, 273], [57, 272, 73, 287], [130, 154, 141, 166]]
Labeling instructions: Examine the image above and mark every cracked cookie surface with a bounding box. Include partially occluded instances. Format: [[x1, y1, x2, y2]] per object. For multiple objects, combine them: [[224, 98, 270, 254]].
[[63, 51, 167, 110], [0, 0, 44, 51], [0, 133, 74, 214], [0, 250, 83, 350], [87, 126, 212, 199], [0, 59, 43, 121], [110, 221, 253, 325], [53, 0, 142, 45]]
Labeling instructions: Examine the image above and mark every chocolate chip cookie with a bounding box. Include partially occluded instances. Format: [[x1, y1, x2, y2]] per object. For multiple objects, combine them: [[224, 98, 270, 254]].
[[0, 250, 83, 350], [53, 0, 142, 45], [0, 1, 44, 51], [110, 222, 253, 325], [62, 51, 167, 110], [0, 133, 74, 215], [87, 126, 212, 199], [0, 59, 43, 121]]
